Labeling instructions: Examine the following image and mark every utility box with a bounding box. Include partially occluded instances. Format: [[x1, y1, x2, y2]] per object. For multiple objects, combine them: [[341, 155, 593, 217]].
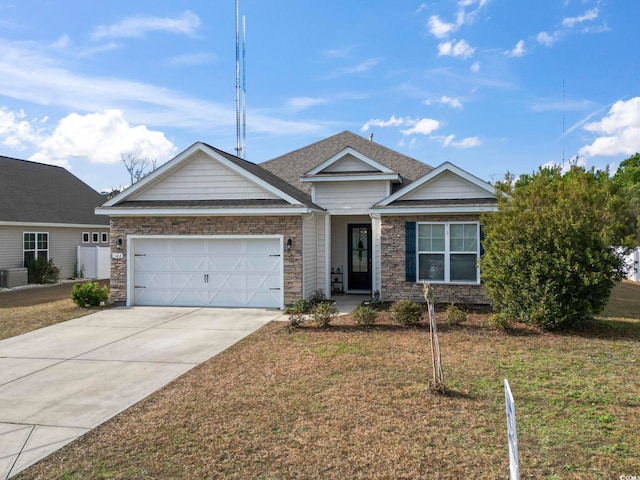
[[0, 268, 28, 288]]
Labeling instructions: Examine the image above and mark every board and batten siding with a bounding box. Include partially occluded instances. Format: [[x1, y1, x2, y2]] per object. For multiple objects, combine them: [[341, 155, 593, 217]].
[[402, 171, 494, 201], [314, 181, 389, 212], [302, 214, 327, 299], [135, 151, 280, 201], [323, 154, 378, 173]]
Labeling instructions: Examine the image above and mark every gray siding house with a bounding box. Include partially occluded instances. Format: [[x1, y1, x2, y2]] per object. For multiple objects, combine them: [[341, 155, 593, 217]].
[[0, 156, 110, 282], [98, 131, 498, 309]]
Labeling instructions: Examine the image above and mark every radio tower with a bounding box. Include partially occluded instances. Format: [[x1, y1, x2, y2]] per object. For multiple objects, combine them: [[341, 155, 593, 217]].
[[242, 15, 246, 158], [235, 0, 241, 157]]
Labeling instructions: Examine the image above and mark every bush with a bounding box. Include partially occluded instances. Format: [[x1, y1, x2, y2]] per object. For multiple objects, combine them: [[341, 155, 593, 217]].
[[353, 305, 378, 327], [71, 281, 109, 307], [390, 299, 423, 326], [284, 298, 311, 332], [444, 304, 468, 326], [25, 256, 60, 284], [486, 313, 510, 330], [310, 301, 339, 328]]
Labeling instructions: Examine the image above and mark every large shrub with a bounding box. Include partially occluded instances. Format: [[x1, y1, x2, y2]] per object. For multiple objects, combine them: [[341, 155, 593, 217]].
[[71, 281, 109, 307], [353, 305, 378, 327], [25, 256, 59, 284], [310, 301, 339, 328], [480, 166, 632, 330]]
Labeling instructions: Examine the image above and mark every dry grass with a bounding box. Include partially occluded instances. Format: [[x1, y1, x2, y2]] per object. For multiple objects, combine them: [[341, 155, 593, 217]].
[[0, 281, 109, 340], [13, 281, 640, 480]]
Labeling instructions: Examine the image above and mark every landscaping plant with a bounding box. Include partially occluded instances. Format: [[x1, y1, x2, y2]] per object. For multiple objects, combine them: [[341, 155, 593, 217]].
[[444, 304, 468, 326], [71, 281, 110, 307], [389, 298, 423, 326], [310, 301, 338, 328], [25, 256, 60, 284], [352, 305, 378, 327]]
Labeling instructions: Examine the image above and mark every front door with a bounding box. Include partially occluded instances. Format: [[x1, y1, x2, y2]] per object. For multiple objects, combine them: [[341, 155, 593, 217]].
[[348, 224, 372, 291]]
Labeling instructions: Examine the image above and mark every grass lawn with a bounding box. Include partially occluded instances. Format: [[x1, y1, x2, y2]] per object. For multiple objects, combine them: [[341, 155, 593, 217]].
[[14, 281, 640, 480]]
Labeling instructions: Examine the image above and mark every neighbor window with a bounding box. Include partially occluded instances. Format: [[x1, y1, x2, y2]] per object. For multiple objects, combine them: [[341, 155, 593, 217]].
[[23, 232, 49, 266], [101, 232, 108, 243], [92, 232, 99, 243], [82, 232, 90, 243], [417, 222, 479, 283]]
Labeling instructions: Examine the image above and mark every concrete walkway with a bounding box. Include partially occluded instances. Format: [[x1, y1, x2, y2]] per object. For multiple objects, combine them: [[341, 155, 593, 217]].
[[0, 307, 284, 479]]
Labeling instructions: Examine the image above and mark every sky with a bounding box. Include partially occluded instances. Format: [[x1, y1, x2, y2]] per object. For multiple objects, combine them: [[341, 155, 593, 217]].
[[0, 0, 638, 192]]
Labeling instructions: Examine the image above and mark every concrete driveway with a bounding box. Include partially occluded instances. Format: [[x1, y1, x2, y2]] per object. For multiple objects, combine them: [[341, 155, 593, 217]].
[[0, 306, 283, 479]]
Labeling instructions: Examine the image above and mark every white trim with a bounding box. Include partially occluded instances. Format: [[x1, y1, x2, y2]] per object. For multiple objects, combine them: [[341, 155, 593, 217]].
[[103, 143, 305, 208], [0, 221, 108, 229], [23, 231, 50, 263], [373, 205, 498, 214], [97, 206, 316, 216], [82, 232, 90, 244], [377, 162, 496, 206], [91, 232, 99, 243], [300, 173, 400, 183], [325, 215, 331, 297], [126, 234, 285, 309], [101, 232, 109, 243], [305, 147, 396, 176]]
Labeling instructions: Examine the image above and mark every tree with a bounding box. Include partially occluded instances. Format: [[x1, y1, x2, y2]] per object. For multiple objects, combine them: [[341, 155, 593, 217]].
[[480, 165, 633, 330], [121, 154, 158, 185], [612, 153, 640, 243]]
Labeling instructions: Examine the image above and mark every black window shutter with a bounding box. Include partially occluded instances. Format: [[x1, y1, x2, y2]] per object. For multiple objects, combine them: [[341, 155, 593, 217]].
[[479, 224, 485, 257], [405, 221, 416, 282]]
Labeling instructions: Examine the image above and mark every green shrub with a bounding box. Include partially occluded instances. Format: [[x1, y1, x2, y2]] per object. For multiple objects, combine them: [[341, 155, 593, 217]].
[[353, 305, 378, 327], [390, 299, 423, 326], [486, 312, 510, 330], [25, 256, 60, 284], [71, 281, 109, 307], [310, 301, 339, 328], [444, 304, 468, 326], [285, 298, 311, 332]]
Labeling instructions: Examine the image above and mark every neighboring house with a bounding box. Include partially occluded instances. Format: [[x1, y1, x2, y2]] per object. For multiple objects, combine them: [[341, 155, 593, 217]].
[[97, 131, 498, 309], [0, 156, 110, 281]]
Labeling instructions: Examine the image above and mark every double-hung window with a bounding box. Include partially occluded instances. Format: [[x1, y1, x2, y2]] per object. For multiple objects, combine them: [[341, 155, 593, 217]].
[[417, 222, 479, 283], [23, 232, 49, 266]]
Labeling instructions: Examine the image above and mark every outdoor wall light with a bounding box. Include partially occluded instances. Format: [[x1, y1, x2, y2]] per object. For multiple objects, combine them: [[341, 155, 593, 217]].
[[286, 238, 292, 251], [116, 238, 123, 250]]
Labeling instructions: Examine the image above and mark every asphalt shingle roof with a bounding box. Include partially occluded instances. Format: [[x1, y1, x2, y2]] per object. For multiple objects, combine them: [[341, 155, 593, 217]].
[[0, 156, 109, 225], [260, 130, 434, 195]]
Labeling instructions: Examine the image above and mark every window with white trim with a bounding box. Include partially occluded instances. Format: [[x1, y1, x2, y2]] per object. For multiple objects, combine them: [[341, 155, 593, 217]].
[[23, 232, 49, 266], [101, 232, 108, 243], [92, 232, 99, 243], [417, 222, 479, 283], [82, 232, 90, 243]]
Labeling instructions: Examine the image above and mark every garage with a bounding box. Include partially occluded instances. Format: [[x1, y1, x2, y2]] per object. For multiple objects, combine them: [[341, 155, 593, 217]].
[[131, 236, 283, 308]]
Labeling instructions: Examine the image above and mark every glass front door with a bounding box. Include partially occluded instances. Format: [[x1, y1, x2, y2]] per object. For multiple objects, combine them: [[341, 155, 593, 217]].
[[348, 224, 372, 291]]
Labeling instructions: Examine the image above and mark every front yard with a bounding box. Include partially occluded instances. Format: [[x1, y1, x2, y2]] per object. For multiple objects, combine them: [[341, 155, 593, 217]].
[[9, 281, 640, 479]]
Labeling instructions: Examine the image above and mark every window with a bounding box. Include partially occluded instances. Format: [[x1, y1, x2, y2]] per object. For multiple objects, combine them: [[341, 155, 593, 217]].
[[23, 232, 49, 266], [101, 232, 109, 243], [417, 222, 479, 283], [82, 232, 90, 243], [92, 232, 99, 243]]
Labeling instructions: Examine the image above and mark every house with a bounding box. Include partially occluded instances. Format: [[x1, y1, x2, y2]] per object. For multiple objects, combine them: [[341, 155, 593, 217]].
[[0, 156, 110, 284], [97, 131, 498, 309]]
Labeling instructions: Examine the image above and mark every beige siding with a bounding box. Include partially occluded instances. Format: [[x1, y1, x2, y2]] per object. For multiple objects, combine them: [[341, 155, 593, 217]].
[[0, 225, 108, 280], [135, 151, 280, 201], [402, 171, 494, 201], [315, 181, 388, 212], [323, 154, 378, 173], [0, 226, 23, 270]]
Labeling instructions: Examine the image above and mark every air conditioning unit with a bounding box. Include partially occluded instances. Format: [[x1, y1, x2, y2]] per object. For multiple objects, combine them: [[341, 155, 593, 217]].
[[0, 268, 28, 288]]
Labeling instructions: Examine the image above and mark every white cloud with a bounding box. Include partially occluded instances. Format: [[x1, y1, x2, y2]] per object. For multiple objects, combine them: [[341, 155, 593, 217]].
[[287, 96, 328, 112], [437, 39, 475, 59], [91, 11, 201, 40], [401, 118, 441, 136], [470, 61, 480, 73], [361, 115, 407, 131], [28, 109, 177, 165], [435, 134, 481, 148], [579, 98, 640, 158], [0, 107, 43, 150], [321, 58, 381, 80], [428, 15, 459, 39], [506, 39, 526, 57], [439, 95, 463, 109], [536, 31, 558, 46], [562, 7, 599, 28]]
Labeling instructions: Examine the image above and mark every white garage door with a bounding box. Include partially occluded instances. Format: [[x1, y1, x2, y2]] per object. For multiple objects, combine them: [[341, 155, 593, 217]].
[[132, 237, 282, 308]]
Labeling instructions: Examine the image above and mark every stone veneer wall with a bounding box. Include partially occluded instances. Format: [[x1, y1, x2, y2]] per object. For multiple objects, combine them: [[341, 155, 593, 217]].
[[109, 215, 303, 306], [380, 215, 490, 305]]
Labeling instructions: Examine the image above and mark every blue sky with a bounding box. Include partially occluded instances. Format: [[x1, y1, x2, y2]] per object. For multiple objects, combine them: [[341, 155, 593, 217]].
[[0, 0, 638, 192]]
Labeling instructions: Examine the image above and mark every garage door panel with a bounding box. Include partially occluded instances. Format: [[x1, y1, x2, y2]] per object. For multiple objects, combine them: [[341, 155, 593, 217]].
[[132, 237, 282, 308]]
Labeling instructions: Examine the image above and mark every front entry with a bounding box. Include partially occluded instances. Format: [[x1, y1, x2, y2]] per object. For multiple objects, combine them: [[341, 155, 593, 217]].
[[348, 224, 372, 291]]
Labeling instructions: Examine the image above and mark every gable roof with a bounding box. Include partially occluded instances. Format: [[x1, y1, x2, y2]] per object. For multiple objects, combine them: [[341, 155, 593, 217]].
[[100, 142, 324, 215], [260, 131, 433, 194], [0, 156, 109, 226]]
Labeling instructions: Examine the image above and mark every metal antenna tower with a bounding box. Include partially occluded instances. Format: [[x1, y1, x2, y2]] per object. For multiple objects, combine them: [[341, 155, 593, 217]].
[[235, 0, 241, 157], [242, 15, 246, 159]]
